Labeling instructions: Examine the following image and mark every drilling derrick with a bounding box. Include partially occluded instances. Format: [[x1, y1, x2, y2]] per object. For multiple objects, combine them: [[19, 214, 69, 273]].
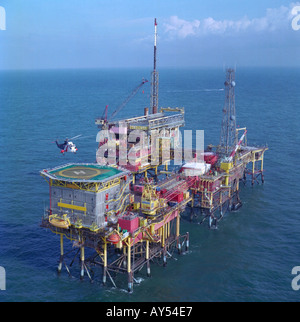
[[219, 68, 237, 156], [150, 18, 159, 114]]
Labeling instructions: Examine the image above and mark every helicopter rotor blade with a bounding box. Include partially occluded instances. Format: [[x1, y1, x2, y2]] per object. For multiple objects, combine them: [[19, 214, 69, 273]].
[[68, 134, 82, 140], [73, 135, 95, 140]]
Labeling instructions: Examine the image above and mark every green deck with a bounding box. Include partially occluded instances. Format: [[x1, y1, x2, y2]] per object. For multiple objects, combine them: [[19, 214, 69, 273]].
[[47, 164, 123, 181]]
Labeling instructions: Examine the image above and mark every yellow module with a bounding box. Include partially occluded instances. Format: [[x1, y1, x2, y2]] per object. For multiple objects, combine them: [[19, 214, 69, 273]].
[[141, 199, 159, 215], [220, 161, 233, 171], [220, 161, 233, 186], [141, 182, 159, 215]]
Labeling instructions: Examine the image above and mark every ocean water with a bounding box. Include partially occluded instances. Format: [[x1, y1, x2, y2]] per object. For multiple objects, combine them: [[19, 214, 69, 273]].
[[0, 67, 300, 302]]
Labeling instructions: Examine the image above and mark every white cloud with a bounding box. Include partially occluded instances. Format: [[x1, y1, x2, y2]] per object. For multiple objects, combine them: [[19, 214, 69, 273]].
[[163, 3, 300, 38], [163, 16, 200, 38]]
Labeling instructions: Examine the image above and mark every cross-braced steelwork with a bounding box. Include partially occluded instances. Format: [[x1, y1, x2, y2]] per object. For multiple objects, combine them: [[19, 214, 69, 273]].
[[219, 68, 237, 156]]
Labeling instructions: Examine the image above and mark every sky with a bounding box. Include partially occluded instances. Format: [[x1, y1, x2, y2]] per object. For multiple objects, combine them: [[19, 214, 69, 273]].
[[0, 0, 300, 69]]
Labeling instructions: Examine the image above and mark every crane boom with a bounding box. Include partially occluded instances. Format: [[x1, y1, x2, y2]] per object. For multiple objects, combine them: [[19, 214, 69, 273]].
[[109, 79, 148, 121], [95, 79, 148, 128], [228, 129, 247, 162]]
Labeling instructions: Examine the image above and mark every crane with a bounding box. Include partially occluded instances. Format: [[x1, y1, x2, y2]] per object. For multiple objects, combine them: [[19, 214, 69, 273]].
[[226, 129, 247, 162], [110, 78, 148, 121], [95, 78, 148, 129]]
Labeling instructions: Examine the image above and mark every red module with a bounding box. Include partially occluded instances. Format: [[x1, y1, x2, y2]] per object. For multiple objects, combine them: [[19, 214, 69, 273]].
[[170, 192, 184, 203], [118, 213, 139, 233], [133, 185, 144, 194], [204, 152, 218, 166]]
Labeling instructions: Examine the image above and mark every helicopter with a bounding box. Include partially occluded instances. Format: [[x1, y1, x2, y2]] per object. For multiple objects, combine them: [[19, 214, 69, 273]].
[[55, 134, 81, 154]]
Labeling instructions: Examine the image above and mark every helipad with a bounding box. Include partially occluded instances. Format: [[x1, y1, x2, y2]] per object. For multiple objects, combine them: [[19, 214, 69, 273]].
[[41, 163, 125, 182]]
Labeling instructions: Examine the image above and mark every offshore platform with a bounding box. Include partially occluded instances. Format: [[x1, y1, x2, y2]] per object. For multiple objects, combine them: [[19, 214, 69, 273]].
[[40, 19, 267, 292]]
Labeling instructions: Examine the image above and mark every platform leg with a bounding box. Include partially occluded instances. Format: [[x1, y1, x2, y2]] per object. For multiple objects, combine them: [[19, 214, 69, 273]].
[[176, 213, 181, 254], [163, 246, 167, 267], [186, 232, 189, 252], [252, 160, 255, 185], [80, 246, 85, 280], [58, 234, 64, 274], [127, 238, 133, 293], [261, 155, 264, 184], [146, 240, 151, 277], [103, 241, 107, 285]]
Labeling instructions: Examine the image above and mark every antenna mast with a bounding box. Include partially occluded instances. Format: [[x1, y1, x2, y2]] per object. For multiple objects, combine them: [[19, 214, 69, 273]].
[[150, 18, 159, 114]]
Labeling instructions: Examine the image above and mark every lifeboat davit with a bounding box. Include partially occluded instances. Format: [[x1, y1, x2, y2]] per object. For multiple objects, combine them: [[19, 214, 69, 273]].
[[107, 233, 121, 244]]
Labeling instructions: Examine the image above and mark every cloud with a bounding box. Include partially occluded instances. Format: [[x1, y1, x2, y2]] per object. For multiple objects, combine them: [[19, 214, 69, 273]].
[[163, 3, 300, 38], [163, 16, 200, 38]]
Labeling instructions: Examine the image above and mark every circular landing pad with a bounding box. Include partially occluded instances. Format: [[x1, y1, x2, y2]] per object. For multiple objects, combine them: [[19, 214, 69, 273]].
[[57, 166, 109, 180], [46, 164, 123, 182]]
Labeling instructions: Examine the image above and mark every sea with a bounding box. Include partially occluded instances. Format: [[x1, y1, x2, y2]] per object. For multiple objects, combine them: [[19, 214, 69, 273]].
[[0, 67, 299, 302]]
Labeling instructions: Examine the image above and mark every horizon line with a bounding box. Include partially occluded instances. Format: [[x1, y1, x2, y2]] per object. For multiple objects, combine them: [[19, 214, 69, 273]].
[[1, 65, 300, 72]]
